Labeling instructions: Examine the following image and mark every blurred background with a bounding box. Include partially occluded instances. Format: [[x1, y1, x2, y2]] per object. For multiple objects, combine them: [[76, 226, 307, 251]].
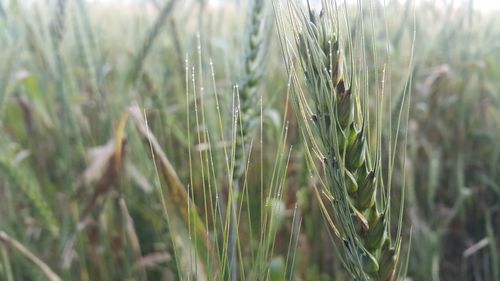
[[0, 0, 499, 280]]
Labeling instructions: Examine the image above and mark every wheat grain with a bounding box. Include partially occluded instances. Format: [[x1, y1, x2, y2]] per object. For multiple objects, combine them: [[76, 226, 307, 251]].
[[278, 2, 404, 280]]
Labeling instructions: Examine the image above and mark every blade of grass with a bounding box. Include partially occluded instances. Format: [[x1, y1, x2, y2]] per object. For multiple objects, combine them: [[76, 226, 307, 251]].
[[128, 0, 177, 84], [119, 197, 147, 281], [0, 231, 62, 281]]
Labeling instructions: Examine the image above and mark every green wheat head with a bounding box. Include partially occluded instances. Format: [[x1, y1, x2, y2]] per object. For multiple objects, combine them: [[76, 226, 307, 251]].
[[233, 0, 271, 179], [276, 2, 407, 280], [228, 0, 272, 279]]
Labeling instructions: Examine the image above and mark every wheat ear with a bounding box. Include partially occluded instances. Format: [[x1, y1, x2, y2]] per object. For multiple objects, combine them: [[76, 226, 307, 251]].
[[228, 0, 271, 280], [282, 3, 403, 280]]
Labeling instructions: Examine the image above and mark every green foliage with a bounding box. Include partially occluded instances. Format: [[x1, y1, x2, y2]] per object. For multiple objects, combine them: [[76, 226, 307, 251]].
[[0, 0, 499, 281]]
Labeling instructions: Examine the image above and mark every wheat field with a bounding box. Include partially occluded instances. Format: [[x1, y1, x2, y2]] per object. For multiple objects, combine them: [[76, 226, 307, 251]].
[[0, 0, 499, 280]]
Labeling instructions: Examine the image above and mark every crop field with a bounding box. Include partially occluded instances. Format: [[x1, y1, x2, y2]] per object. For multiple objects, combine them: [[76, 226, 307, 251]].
[[0, 0, 499, 280]]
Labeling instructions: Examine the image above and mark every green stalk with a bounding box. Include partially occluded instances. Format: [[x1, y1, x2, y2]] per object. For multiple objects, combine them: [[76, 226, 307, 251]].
[[128, 0, 177, 84], [228, 0, 271, 280], [277, 2, 406, 280]]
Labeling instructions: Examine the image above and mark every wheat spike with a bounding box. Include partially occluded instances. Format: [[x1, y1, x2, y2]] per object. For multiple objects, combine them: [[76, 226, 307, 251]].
[[282, 3, 403, 280]]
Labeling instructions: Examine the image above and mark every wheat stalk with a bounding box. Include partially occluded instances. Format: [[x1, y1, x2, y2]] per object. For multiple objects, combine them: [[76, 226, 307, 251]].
[[228, 0, 271, 280], [49, 0, 67, 49], [276, 2, 405, 280], [128, 0, 177, 83], [233, 0, 271, 180], [0, 231, 62, 281]]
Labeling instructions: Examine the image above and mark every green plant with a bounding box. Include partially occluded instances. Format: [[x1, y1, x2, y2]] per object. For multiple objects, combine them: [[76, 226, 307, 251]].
[[2, 0, 500, 280], [228, 0, 271, 279], [275, 1, 410, 280]]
